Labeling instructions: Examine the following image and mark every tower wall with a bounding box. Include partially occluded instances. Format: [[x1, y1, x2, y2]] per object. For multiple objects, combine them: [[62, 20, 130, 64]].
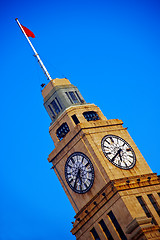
[[42, 78, 160, 240]]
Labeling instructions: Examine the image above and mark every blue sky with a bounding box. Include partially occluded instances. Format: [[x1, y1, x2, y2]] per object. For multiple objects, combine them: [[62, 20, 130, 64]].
[[1, 0, 160, 239]]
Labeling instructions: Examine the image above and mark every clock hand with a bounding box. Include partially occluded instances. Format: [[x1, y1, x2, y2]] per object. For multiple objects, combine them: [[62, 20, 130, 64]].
[[111, 149, 121, 162], [78, 174, 82, 185], [118, 149, 128, 167], [77, 168, 83, 185], [118, 149, 123, 162], [74, 169, 80, 188]]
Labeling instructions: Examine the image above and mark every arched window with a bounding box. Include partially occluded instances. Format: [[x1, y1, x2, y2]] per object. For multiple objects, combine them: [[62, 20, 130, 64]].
[[83, 111, 100, 121]]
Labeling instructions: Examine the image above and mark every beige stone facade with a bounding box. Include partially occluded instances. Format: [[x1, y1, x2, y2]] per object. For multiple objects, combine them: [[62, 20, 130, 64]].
[[42, 79, 160, 240]]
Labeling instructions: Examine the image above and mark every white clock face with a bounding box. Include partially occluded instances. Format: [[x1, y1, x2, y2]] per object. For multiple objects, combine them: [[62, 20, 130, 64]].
[[65, 152, 94, 194], [101, 135, 136, 169]]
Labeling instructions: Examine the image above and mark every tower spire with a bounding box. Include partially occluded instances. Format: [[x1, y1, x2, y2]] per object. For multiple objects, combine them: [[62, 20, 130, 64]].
[[15, 18, 52, 81]]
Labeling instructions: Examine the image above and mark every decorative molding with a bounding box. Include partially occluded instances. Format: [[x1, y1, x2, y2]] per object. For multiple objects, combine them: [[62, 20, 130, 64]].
[[71, 173, 160, 235]]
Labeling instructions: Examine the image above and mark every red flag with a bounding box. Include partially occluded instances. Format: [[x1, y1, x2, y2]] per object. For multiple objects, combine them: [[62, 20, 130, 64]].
[[21, 25, 35, 38]]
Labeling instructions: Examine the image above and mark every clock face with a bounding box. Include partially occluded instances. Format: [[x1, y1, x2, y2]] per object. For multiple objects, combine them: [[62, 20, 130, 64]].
[[101, 135, 136, 170], [65, 152, 94, 194]]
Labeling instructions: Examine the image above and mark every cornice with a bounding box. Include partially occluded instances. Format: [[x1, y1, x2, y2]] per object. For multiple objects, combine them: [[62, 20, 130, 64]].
[[71, 173, 160, 235]]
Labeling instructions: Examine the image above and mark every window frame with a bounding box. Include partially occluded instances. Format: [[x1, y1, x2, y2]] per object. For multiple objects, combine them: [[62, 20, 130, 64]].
[[99, 219, 114, 240], [48, 105, 56, 118], [90, 227, 101, 240], [51, 99, 61, 114], [56, 122, 70, 141], [68, 91, 79, 104], [136, 196, 157, 225], [147, 194, 160, 217], [108, 211, 127, 240], [71, 114, 80, 125], [83, 111, 100, 122]]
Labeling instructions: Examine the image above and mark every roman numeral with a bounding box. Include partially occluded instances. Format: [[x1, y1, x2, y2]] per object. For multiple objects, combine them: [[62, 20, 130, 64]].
[[105, 140, 111, 145], [109, 137, 114, 143]]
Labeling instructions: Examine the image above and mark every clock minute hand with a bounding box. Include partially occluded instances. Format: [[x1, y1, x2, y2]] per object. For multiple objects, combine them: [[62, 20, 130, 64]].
[[74, 169, 80, 188], [77, 168, 83, 185], [118, 149, 123, 162], [111, 149, 121, 162], [78, 173, 82, 185]]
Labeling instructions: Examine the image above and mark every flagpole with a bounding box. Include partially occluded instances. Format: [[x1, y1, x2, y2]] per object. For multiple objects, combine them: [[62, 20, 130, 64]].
[[15, 18, 52, 81]]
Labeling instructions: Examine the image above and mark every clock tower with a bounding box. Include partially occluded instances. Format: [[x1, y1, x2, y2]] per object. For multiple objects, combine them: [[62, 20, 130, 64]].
[[42, 78, 160, 240]]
